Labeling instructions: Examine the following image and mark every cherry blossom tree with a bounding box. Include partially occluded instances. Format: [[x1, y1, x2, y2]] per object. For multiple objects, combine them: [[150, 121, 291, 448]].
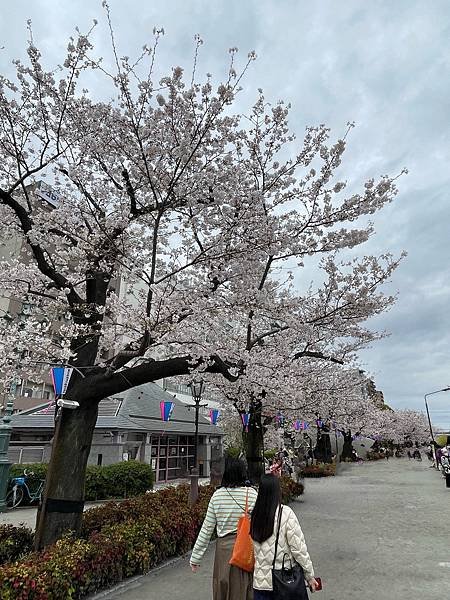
[[0, 13, 404, 546], [384, 409, 429, 446]]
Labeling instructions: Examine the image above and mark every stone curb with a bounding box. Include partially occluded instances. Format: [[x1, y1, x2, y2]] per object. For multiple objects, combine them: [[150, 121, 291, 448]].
[[87, 551, 192, 599]]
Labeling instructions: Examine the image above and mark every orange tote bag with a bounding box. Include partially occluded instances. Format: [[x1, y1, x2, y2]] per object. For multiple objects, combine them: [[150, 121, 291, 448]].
[[228, 490, 255, 572]]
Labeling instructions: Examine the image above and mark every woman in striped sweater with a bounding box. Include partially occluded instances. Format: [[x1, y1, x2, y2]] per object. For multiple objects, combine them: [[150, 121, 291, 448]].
[[190, 458, 258, 600]]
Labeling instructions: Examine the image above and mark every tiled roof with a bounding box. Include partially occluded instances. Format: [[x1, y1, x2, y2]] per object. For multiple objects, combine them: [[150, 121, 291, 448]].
[[11, 383, 223, 436]]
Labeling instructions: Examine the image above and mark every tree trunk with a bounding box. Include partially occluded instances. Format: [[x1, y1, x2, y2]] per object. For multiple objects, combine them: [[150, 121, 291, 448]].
[[340, 431, 354, 461], [33, 355, 237, 548], [314, 427, 333, 463], [242, 400, 264, 483], [34, 399, 99, 549]]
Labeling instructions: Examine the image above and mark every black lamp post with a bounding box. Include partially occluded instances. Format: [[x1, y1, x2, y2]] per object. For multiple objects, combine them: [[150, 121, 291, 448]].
[[424, 387, 450, 468], [188, 379, 205, 505]]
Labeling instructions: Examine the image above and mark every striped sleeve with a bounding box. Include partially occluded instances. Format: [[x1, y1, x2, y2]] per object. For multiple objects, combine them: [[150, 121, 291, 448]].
[[190, 494, 217, 565], [248, 486, 258, 511]]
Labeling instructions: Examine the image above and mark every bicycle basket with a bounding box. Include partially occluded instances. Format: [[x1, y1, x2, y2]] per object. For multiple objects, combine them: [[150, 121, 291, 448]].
[[13, 477, 26, 485]]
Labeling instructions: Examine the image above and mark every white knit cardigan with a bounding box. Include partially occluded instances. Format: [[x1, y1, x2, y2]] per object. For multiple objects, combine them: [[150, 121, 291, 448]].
[[252, 504, 315, 591]]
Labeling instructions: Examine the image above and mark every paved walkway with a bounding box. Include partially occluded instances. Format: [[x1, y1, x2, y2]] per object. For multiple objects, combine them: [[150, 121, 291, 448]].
[[95, 459, 450, 600]]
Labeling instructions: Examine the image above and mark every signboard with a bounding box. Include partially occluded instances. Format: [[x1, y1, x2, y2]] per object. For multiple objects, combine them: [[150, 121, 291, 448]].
[[35, 182, 60, 208]]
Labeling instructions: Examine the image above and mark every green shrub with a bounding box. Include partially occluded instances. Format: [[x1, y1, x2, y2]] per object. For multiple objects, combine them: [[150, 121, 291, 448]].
[[98, 461, 154, 499], [0, 484, 215, 599], [436, 434, 448, 447], [84, 465, 108, 501], [0, 533, 124, 599], [280, 476, 304, 501], [264, 449, 277, 460], [301, 463, 337, 478], [366, 451, 385, 461], [224, 447, 241, 459], [0, 525, 34, 565]]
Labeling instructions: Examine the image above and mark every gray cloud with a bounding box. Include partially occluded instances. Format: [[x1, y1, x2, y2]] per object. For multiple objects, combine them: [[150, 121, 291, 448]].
[[2, 0, 450, 426]]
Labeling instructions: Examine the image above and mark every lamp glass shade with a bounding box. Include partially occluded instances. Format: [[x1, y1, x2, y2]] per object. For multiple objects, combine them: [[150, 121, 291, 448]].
[[190, 379, 205, 400]]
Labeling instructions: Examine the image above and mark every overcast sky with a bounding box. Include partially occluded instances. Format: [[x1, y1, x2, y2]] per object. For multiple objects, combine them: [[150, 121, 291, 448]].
[[2, 1, 450, 427]]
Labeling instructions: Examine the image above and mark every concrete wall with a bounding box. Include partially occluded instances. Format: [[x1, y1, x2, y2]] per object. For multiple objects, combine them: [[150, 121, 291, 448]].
[[88, 443, 124, 466]]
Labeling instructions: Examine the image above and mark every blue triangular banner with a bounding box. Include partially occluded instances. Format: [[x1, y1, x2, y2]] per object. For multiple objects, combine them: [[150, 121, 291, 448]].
[[51, 367, 73, 396]]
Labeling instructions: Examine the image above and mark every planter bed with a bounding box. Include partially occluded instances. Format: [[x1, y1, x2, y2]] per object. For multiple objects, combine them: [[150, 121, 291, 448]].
[[301, 463, 337, 478]]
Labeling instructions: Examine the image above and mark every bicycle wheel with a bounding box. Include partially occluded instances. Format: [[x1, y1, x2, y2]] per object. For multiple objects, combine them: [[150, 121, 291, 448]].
[[6, 486, 24, 508]]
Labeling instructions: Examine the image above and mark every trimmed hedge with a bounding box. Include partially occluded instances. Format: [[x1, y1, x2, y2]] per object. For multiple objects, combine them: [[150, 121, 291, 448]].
[[280, 476, 304, 501], [264, 449, 277, 460], [9, 461, 154, 502], [83, 461, 154, 500], [366, 451, 385, 461], [0, 525, 34, 566], [223, 447, 242, 459], [0, 484, 214, 599], [301, 463, 337, 478]]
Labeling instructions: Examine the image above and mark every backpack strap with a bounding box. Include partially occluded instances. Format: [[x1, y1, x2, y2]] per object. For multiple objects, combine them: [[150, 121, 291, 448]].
[[272, 505, 283, 569]]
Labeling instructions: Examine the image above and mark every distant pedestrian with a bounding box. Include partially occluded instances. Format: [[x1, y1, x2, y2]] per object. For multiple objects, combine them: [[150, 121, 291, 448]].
[[407, 450, 412, 460], [269, 456, 283, 478], [251, 474, 320, 598], [190, 458, 257, 600]]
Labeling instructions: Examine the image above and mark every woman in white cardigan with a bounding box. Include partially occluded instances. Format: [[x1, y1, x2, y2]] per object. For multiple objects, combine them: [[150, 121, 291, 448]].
[[250, 474, 319, 599]]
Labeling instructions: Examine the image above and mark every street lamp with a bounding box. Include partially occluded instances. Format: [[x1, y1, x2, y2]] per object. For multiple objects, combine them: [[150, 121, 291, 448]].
[[188, 379, 206, 505], [0, 362, 21, 512], [0, 398, 14, 512], [424, 387, 450, 468]]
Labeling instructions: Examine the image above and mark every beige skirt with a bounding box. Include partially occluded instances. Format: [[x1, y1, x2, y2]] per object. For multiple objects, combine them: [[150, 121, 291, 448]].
[[213, 533, 254, 600]]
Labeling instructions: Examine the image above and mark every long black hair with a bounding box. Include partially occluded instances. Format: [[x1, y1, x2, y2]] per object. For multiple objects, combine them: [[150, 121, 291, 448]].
[[250, 474, 281, 543], [220, 457, 248, 488]]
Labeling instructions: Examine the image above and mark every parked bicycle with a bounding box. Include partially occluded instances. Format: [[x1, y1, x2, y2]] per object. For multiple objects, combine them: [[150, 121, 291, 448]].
[[6, 469, 45, 508]]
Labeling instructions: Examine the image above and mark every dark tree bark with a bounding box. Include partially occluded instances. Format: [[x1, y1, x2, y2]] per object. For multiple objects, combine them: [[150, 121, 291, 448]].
[[242, 398, 265, 483], [314, 425, 333, 463], [34, 395, 99, 549], [340, 430, 354, 461]]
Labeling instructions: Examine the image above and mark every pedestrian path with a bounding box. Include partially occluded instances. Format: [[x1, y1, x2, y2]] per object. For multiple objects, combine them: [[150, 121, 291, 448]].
[[94, 460, 450, 600]]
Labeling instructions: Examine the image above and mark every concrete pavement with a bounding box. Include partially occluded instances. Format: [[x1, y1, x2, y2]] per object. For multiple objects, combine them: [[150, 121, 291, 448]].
[[94, 459, 450, 600], [0, 501, 107, 529]]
